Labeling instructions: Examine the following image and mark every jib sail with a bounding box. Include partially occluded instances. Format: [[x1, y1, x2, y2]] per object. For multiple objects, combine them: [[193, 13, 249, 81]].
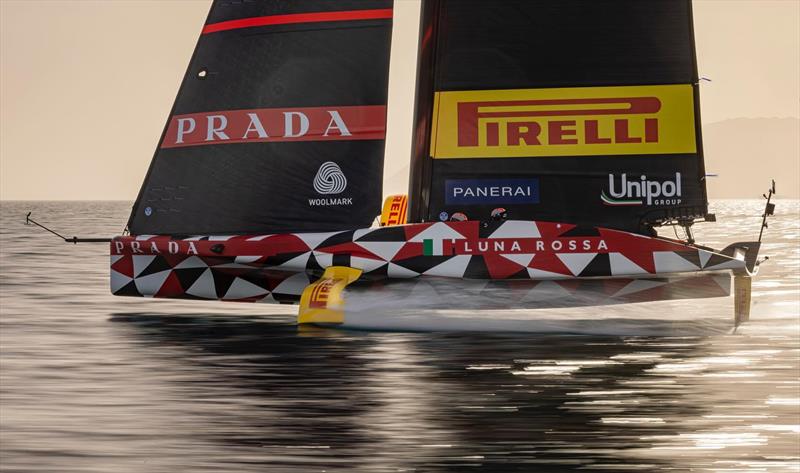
[[127, 1, 393, 235], [408, 0, 708, 233]]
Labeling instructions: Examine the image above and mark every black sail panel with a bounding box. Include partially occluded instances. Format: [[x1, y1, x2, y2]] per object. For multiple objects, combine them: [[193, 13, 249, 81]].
[[128, 1, 393, 235], [410, 0, 708, 234]]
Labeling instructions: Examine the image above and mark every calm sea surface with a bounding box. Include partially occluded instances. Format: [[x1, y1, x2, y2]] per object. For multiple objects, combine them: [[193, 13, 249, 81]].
[[1, 200, 798, 472]]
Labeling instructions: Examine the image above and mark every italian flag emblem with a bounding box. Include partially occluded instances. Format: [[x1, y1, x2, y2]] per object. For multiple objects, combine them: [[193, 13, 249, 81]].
[[423, 239, 444, 256]]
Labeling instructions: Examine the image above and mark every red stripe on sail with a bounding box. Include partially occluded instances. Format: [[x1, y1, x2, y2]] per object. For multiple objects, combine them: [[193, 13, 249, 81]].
[[202, 9, 393, 34], [161, 105, 387, 149]]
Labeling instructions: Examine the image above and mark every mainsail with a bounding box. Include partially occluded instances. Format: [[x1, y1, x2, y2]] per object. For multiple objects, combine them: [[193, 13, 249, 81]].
[[128, 1, 393, 235], [409, 0, 708, 233]]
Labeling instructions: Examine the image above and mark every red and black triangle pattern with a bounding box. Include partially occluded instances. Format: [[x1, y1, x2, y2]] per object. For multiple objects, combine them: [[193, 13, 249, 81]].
[[111, 253, 311, 303], [110, 219, 747, 301]]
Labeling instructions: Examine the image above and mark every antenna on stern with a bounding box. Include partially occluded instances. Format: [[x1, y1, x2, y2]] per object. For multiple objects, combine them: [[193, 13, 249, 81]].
[[758, 180, 776, 243]]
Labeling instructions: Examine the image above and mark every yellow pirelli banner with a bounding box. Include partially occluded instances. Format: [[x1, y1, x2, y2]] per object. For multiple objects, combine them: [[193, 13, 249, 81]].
[[430, 84, 697, 159]]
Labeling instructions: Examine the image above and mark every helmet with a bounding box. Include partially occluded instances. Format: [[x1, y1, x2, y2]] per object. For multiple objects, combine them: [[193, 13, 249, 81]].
[[449, 212, 468, 222], [491, 207, 508, 221]]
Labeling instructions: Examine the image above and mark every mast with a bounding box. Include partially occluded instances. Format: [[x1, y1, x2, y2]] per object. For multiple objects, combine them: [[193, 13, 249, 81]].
[[407, 0, 441, 224]]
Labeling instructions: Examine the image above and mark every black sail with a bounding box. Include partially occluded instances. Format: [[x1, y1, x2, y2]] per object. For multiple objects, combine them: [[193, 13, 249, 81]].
[[128, 1, 393, 235], [409, 0, 708, 234]]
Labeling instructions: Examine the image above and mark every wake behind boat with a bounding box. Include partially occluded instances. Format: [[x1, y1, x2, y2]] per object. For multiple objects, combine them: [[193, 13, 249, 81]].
[[29, 0, 776, 328]]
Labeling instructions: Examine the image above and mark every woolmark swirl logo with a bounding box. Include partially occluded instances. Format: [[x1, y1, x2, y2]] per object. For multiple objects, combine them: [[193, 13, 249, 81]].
[[313, 161, 347, 195]]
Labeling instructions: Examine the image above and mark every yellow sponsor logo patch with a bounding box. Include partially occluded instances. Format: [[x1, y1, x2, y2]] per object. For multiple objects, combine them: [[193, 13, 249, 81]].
[[297, 266, 362, 325], [380, 194, 408, 227], [430, 85, 696, 159]]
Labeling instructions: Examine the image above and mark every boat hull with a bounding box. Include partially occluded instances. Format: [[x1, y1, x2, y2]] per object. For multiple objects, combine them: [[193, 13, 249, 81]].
[[110, 220, 747, 303]]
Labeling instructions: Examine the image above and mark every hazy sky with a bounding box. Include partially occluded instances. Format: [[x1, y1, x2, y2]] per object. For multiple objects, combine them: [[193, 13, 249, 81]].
[[1, 0, 798, 200]]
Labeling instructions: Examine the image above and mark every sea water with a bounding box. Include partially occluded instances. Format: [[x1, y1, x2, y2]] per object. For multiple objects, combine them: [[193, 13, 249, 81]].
[[1, 200, 798, 472]]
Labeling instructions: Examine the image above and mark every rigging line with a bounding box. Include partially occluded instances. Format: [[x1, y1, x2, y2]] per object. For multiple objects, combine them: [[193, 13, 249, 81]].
[[25, 212, 67, 240]]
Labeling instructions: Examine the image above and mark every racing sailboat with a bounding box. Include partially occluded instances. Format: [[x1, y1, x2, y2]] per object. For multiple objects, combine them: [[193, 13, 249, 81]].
[[34, 0, 775, 326]]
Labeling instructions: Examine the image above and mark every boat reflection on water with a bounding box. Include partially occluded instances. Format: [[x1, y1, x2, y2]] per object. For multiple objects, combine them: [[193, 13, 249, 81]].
[[109, 297, 735, 472]]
